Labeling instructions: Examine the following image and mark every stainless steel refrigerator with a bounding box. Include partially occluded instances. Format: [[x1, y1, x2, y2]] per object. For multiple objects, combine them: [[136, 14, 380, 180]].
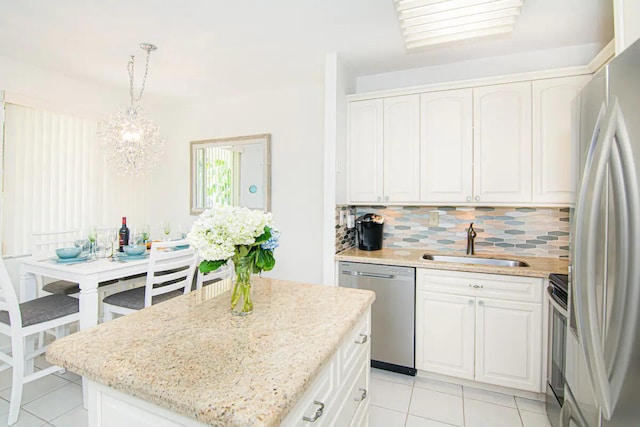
[[564, 39, 640, 426]]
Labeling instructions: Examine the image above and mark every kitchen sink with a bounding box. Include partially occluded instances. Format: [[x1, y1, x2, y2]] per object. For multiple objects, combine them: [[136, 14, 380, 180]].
[[422, 254, 529, 267]]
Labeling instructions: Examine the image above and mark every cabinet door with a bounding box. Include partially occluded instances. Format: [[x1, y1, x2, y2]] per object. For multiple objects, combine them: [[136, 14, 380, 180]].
[[416, 291, 475, 380], [473, 82, 532, 203], [383, 95, 420, 202], [475, 298, 542, 392], [420, 89, 473, 203], [348, 99, 383, 203], [532, 75, 591, 203]]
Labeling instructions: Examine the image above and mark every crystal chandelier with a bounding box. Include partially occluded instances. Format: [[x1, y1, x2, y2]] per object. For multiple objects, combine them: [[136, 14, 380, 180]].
[[99, 43, 164, 176]]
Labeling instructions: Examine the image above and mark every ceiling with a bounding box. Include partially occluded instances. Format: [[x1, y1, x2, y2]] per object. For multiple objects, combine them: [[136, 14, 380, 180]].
[[0, 0, 613, 100]]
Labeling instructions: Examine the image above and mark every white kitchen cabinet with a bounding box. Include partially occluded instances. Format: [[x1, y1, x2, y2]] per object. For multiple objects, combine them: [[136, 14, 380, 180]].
[[347, 99, 383, 203], [416, 268, 544, 393], [532, 75, 592, 203], [384, 95, 420, 202], [347, 95, 419, 204], [475, 297, 542, 392], [415, 290, 475, 380], [420, 89, 473, 203], [473, 82, 533, 204]]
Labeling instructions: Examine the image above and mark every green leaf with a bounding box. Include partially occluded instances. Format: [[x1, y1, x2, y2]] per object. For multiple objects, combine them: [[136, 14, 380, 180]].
[[256, 249, 275, 271], [237, 245, 250, 257], [199, 259, 226, 273], [254, 226, 272, 245]]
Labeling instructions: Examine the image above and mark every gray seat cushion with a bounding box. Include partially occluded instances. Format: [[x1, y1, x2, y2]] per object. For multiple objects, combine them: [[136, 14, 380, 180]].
[[102, 287, 183, 311], [42, 279, 120, 295], [0, 294, 79, 327]]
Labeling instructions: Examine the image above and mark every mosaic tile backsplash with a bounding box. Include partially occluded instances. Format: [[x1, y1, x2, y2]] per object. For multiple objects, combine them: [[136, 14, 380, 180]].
[[336, 206, 570, 258], [335, 206, 357, 253]]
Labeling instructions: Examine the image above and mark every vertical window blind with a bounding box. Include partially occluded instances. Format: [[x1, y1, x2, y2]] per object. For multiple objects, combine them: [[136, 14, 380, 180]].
[[2, 103, 108, 256]]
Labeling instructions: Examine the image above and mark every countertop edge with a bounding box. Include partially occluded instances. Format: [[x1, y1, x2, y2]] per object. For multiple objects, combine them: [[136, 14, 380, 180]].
[[334, 248, 568, 278]]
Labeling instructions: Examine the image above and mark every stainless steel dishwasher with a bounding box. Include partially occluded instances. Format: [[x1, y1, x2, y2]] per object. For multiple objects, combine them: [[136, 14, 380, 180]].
[[339, 261, 416, 376]]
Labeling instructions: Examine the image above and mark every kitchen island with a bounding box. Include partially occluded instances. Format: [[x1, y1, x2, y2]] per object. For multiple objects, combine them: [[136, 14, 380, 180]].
[[46, 277, 375, 427]]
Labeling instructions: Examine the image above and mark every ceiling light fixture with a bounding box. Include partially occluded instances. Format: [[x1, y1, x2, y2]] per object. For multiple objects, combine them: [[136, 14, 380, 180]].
[[98, 43, 164, 176], [395, 0, 524, 50]]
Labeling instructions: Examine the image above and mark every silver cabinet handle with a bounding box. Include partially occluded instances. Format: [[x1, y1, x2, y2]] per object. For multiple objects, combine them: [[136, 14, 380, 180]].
[[466, 196, 472, 202], [475, 196, 480, 201], [355, 334, 368, 344], [468, 284, 483, 289], [478, 300, 484, 306], [354, 388, 367, 402], [377, 196, 382, 201], [384, 196, 389, 201], [302, 401, 325, 422], [468, 299, 474, 305]]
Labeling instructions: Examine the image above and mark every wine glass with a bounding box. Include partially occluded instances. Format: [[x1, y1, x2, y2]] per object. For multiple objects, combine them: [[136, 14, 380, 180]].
[[160, 221, 171, 241], [74, 231, 89, 256], [141, 224, 150, 244], [131, 228, 145, 246], [87, 226, 98, 258], [106, 228, 118, 256]]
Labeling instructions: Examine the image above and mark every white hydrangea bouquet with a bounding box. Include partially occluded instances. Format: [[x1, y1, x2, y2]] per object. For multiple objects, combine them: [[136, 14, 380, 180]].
[[187, 206, 279, 315]]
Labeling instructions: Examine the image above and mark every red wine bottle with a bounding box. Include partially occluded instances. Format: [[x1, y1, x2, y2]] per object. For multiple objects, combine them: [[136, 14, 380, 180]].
[[118, 217, 130, 252]]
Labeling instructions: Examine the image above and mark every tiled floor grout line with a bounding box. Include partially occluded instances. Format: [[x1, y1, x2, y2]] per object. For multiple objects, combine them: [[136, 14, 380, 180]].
[[403, 383, 413, 426]]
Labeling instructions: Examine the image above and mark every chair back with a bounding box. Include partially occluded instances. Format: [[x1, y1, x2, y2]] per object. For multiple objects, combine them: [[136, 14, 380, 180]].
[[0, 258, 23, 332], [195, 262, 233, 294], [30, 230, 78, 255], [145, 240, 198, 308]]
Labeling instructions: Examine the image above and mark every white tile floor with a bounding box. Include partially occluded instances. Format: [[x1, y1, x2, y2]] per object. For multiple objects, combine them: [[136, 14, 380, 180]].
[[0, 362, 552, 427], [0, 356, 86, 427], [370, 368, 552, 427]]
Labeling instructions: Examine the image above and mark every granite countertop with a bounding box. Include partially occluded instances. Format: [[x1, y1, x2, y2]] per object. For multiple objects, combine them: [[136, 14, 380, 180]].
[[46, 278, 375, 427], [335, 247, 568, 278]]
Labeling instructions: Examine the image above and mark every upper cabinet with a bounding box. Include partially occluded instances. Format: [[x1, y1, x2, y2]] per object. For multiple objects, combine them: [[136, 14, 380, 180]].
[[420, 89, 473, 203], [532, 75, 592, 204], [383, 95, 420, 203], [348, 95, 420, 203], [346, 72, 592, 206], [473, 82, 532, 204], [347, 99, 383, 203]]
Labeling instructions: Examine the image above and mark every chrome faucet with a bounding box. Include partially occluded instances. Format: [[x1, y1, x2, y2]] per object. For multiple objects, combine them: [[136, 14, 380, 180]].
[[466, 223, 477, 255]]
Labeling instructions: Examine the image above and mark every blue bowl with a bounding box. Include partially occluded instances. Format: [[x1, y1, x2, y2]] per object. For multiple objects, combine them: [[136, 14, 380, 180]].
[[123, 245, 146, 256], [56, 247, 81, 259]]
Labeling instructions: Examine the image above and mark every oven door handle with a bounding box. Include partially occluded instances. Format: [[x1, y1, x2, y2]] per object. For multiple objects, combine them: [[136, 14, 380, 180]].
[[547, 286, 568, 318]]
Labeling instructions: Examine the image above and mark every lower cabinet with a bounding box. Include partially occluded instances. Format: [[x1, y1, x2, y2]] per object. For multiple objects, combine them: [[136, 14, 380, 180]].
[[416, 269, 543, 393]]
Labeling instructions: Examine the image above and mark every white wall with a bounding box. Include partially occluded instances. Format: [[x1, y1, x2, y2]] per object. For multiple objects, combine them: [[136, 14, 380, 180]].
[[148, 84, 326, 285], [355, 43, 603, 93]]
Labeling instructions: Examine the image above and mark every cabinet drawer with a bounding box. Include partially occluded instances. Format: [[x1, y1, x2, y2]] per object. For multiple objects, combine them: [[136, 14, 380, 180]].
[[331, 352, 368, 427], [281, 358, 337, 427], [417, 269, 542, 303], [339, 310, 371, 380]]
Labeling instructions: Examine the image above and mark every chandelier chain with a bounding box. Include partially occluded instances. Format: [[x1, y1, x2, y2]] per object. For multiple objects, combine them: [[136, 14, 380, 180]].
[[127, 47, 152, 105]]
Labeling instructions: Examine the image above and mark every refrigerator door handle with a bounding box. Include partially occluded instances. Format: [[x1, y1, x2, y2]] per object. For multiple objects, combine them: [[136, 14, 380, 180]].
[[560, 388, 589, 427], [574, 99, 640, 421]]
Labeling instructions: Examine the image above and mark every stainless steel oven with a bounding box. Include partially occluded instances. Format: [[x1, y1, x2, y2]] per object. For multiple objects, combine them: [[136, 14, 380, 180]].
[[547, 273, 569, 427]]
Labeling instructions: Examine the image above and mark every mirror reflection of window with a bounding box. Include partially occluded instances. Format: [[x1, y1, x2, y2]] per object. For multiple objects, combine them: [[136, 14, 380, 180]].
[[190, 134, 270, 215]]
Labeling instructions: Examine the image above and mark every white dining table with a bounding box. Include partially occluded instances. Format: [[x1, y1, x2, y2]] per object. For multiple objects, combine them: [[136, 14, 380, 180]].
[[19, 255, 150, 331]]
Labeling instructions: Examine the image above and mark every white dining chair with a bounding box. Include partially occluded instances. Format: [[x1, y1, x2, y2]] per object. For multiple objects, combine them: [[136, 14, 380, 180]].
[[30, 230, 81, 297], [102, 240, 198, 320], [194, 262, 233, 297], [0, 258, 80, 425]]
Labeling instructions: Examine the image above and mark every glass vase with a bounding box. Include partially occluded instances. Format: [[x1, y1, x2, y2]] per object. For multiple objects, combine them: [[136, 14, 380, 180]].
[[230, 256, 253, 316]]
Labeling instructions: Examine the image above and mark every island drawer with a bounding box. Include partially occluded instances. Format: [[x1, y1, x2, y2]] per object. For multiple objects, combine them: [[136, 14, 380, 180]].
[[417, 269, 543, 303], [281, 358, 338, 426], [339, 310, 371, 380], [330, 353, 368, 427]]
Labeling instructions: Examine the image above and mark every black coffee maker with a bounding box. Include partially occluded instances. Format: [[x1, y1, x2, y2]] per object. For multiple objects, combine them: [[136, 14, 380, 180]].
[[356, 214, 384, 251]]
